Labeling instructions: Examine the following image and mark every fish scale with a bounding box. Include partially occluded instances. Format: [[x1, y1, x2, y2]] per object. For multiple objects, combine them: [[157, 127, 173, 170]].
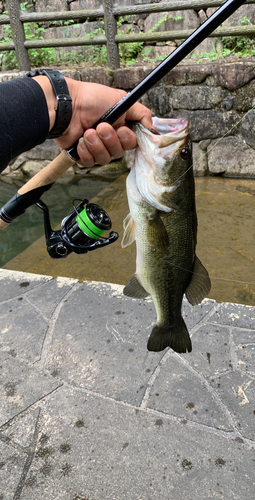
[[122, 117, 211, 353]]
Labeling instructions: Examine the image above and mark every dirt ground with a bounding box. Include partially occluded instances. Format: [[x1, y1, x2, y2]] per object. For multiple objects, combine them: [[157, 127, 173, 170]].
[[3, 174, 255, 306]]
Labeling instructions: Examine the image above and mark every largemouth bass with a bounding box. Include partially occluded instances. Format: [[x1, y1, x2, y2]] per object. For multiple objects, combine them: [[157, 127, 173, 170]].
[[121, 117, 211, 353]]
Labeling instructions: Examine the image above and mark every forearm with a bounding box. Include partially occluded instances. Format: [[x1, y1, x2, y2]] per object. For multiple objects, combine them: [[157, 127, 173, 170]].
[[32, 75, 57, 132], [0, 72, 152, 173], [0, 77, 50, 173]]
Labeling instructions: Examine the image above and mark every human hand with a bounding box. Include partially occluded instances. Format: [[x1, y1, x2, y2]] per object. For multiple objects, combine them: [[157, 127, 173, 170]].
[[55, 78, 152, 168]]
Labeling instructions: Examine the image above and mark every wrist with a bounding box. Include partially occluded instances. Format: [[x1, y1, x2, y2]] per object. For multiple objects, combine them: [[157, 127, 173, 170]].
[[32, 75, 57, 132], [26, 69, 72, 138]]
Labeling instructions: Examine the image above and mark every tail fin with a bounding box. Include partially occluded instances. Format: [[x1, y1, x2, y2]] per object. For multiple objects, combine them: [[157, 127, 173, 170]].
[[147, 318, 192, 353]]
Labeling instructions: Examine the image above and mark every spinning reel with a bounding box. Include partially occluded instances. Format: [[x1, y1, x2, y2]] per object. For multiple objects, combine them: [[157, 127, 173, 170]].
[[36, 198, 118, 259]]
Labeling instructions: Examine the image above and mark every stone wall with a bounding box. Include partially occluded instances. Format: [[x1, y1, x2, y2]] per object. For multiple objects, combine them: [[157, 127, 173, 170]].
[[1, 2, 255, 179], [131, 60, 255, 178], [1, 59, 255, 179], [2, 0, 255, 61]]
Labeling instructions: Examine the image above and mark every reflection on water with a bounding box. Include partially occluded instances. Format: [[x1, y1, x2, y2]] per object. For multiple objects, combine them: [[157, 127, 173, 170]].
[[195, 177, 255, 307], [0, 175, 112, 267], [2, 174, 255, 306]]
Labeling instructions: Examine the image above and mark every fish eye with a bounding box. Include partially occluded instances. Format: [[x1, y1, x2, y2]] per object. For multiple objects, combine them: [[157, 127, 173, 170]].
[[180, 149, 190, 161]]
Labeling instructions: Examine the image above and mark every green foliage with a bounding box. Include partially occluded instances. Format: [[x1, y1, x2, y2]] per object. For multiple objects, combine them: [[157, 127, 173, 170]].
[[148, 13, 182, 34], [0, 2, 57, 70], [117, 15, 144, 66], [119, 40, 144, 66], [221, 16, 255, 56], [191, 16, 255, 63], [0, 9, 186, 70], [8, 7, 255, 70], [139, 13, 183, 64]]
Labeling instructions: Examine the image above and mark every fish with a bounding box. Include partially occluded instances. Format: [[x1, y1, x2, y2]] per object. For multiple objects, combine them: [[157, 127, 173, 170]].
[[121, 117, 211, 353]]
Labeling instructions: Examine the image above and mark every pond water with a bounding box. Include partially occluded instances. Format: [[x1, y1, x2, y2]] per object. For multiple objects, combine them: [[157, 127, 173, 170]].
[[0, 175, 113, 268], [2, 174, 255, 307]]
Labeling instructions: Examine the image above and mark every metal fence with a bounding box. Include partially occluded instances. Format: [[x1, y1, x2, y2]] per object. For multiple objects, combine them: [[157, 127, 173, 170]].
[[1, 0, 255, 71]]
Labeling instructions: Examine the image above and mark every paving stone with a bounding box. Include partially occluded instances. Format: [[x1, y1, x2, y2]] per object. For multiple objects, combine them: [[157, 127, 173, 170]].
[[232, 328, 255, 345], [0, 351, 60, 426], [0, 269, 52, 302], [16, 385, 255, 500], [0, 296, 48, 362], [46, 285, 215, 405], [0, 271, 254, 500], [3, 408, 40, 448], [0, 440, 27, 499], [182, 297, 215, 330], [236, 344, 255, 376], [26, 277, 78, 319], [210, 303, 255, 329], [147, 355, 232, 431], [182, 323, 232, 377], [210, 371, 255, 441], [45, 282, 163, 405]]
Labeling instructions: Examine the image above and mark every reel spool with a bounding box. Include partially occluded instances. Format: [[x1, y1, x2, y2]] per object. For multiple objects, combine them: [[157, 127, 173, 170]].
[[36, 198, 118, 259]]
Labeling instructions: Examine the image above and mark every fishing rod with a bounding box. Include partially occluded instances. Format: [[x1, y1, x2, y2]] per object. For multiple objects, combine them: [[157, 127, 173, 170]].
[[0, 0, 247, 259]]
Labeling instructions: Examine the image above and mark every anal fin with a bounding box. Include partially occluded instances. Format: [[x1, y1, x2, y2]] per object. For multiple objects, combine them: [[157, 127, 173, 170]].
[[123, 274, 150, 299], [185, 256, 211, 306]]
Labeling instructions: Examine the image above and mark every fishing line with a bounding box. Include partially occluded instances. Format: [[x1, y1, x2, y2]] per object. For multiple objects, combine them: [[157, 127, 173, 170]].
[[166, 107, 255, 287], [174, 103, 255, 184], [119, 226, 255, 286], [121, 109, 255, 289], [166, 261, 255, 286]]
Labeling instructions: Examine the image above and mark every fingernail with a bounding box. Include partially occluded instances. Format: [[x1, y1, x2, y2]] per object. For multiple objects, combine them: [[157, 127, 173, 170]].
[[117, 129, 129, 142], [78, 137, 88, 152], [98, 127, 112, 140], [85, 131, 98, 145]]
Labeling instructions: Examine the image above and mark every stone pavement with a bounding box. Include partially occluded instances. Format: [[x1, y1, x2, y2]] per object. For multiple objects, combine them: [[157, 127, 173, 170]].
[[0, 268, 255, 500]]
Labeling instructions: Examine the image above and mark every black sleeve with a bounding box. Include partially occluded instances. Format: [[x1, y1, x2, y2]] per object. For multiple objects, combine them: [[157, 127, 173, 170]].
[[0, 77, 50, 173]]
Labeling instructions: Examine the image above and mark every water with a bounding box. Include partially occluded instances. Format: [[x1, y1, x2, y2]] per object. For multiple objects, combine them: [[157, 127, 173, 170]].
[[2, 174, 255, 306], [0, 175, 113, 268]]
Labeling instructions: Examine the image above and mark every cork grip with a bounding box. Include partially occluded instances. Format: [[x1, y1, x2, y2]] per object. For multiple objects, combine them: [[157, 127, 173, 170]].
[[0, 219, 9, 230], [18, 149, 76, 195], [0, 150, 76, 230]]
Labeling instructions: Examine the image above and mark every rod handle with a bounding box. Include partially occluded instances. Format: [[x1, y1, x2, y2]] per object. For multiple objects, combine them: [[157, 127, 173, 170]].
[[0, 150, 75, 229], [18, 149, 75, 195]]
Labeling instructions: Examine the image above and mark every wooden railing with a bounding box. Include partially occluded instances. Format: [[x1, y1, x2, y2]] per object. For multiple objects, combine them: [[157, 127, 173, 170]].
[[1, 0, 255, 71]]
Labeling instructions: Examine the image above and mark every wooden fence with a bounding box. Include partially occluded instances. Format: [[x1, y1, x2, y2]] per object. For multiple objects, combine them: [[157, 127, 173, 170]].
[[1, 0, 255, 71]]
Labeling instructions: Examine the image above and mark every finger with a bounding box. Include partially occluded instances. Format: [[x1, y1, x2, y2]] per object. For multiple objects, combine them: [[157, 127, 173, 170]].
[[77, 138, 96, 168], [116, 126, 138, 150], [97, 124, 126, 158], [83, 129, 113, 165], [83, 125, 127, 163], [125, 102, 152, 129]]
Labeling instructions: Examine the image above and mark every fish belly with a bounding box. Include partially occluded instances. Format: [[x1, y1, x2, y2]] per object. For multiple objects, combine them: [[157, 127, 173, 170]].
[[135, 209, 195, 353]]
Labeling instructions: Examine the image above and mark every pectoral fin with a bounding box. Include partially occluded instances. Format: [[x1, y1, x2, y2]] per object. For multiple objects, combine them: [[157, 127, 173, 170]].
[[147, 214, 169, 251], [121, 213, 136, 248], [185, 256, 211, 306], [123, 274, 150, 298]]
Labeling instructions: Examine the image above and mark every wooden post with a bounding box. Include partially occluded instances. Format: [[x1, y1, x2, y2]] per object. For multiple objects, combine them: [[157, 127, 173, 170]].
[[6, 0, 30, 71], [102, 0, 120, 69]]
